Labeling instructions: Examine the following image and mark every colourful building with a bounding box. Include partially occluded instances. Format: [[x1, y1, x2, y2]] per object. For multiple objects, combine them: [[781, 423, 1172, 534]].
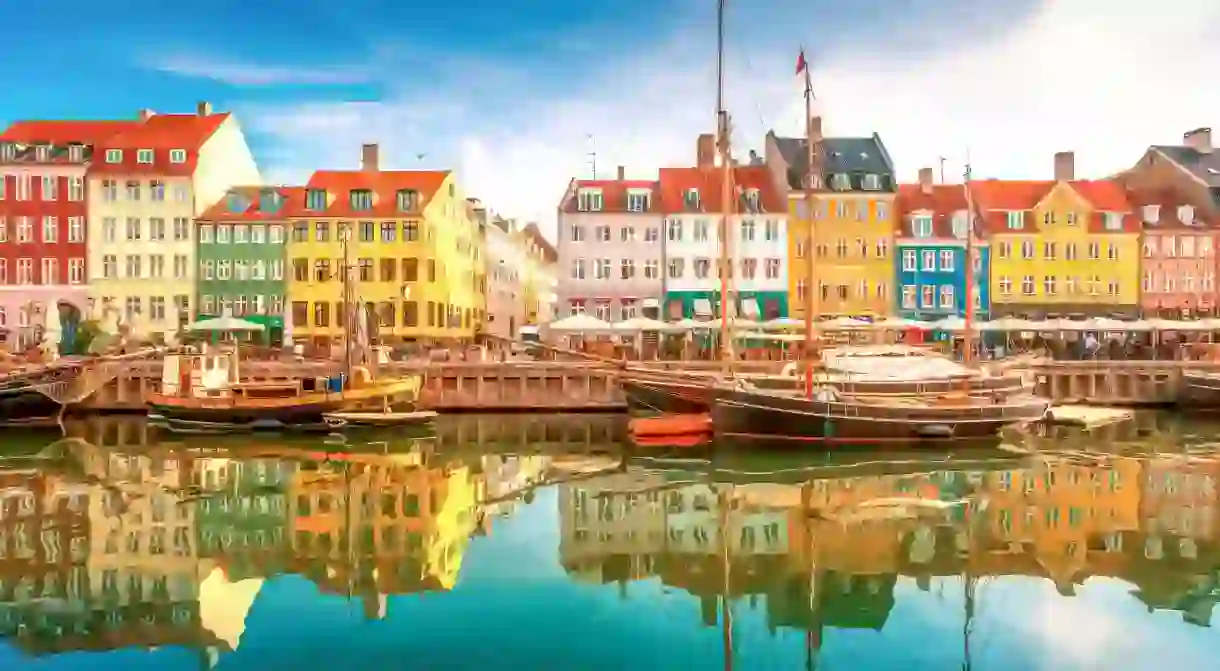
[[658, 153, 789, 320], [0, 121, 133, 351], [519, 222, 558, 324], [976, 152, 1141, 318], [86, 103, 262, 339], [195, 187, 296, 341], [1128, 189, 1218, 317], [894, 169, 990, 319], [284, 144, 485, 345], [764, 121, 897, 319]]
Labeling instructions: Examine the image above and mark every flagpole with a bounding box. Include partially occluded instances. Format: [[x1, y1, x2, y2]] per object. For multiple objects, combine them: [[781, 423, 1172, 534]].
[[800, 48, 818, 398]]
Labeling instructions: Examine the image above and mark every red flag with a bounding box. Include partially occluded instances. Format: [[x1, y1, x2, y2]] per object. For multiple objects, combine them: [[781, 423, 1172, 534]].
[[795, 50, 807, 75]]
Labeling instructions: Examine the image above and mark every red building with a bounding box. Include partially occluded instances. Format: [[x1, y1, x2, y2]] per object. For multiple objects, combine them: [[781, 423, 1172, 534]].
[[0, 121, 137, 348]]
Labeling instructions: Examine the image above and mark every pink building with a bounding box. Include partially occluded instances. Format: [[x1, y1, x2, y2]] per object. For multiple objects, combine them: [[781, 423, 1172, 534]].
[[1132, 189, 1220, 317]]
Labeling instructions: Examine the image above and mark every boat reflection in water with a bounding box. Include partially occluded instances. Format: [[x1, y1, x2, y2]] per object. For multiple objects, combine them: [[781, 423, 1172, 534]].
[[0, 414, 1215, 669]]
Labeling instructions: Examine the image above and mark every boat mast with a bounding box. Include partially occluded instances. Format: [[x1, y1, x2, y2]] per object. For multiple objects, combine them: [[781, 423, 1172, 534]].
[[715, 0, 735, 376], [801, 50, 818, 398], [962, 160, 976, 366]]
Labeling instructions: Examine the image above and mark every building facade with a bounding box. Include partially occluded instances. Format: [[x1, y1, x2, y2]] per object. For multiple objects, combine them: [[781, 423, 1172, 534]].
[[658, 151, 788, 319], [556, 170, 662, 321], [87, 103, 262, 339], [195, 187, 294, 340], [285, 144, 485, 345], [519, 222, 558, 324], [481, 211, 526, 339], [765, 121, 897, 319], [894, 169, 990, 319], [1121, 127, 1220, 226], [979, 152, 1141, 318], [0, 121, 130, 350]]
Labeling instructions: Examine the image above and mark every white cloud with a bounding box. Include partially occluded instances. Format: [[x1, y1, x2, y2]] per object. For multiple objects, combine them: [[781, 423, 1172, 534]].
[[230, 0, 1220, 241], [150, 54, 370, 86]]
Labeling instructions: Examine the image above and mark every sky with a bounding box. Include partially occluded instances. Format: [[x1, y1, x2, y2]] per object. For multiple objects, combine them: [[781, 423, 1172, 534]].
[[3, 0, 1219, 240]]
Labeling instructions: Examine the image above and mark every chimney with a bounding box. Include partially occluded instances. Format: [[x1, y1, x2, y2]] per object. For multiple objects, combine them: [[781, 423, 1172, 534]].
[[1184, 127, 1212, 154], [918, 167, 934, 194], [196, 101, 213, 116], [696, 134, 715, 169], [616, 165, 625, 181], [1053, 151, 1075, 181], [361, 143, 380, 172], [137, 109, 155, 122]]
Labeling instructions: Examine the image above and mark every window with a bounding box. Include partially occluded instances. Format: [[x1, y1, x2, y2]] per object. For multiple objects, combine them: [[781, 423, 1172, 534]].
[[174, 254, 188, 279], [939, 285, 954, 309], [1020, 240, 1034, 259], [902, 285, 916, 309], [149, 255, 164, 278], [173, 184, 190, 201], [401, 258, 418, 282], [359, 221, 375, 242], [269, 225, 284, 244], [920, 285, 934, 308], [125, 180, 140, 201], [939, 250, 954, 271], [169, 149, 186, 163], [694, 258, 711, 279], [570, 259, 586, 280], [16, 216, 32, 243], [349, 189, 373, 211], [149, 217, 165, 241], [136, 149, 154, 164], [234, 225, 248, 244], [69, 258, 84, 284], [125, 255, 141, 278], [379, 222, 395, 242], [102, 255, 116, 279], [1043, 242, 1057, 260], [199, 225, 214, 244], [313, 302, 330, 327], [1107, 244, 1118, 261], [358, 258, 374, 282], [125, 217, 141, 241], [569, 224, 585, 242], [912, 215, 933, 237], [101, 179, 117, 202], [1108, 279, 1119, 295], [41, 175, 58, 201], [644, 227, 659, 243], [876, 239, 889, 258], [921, 250, 935, 271], [667, 219, 683, 242], [1021, 275, 1034, 295], [105, 149, 122, 163], [765, 258, 780, 279], [741, 219, 756, 242], [402, 222, 419, 241], [999, 276, 1012, 294], [863, 174, 880, 190], [577, 190, 603, 212], [836, 239, 848, 258], [1006, 211, 1023, 229], [627, 191, 650, 212], [67, 176, 84, 201], [41, 216, 57, 243], [14, 174, 31, 201], [1104, 212, 1123, 231], [1065, 243, 1077, 261], [764, 219, 779, 241], [619, 226, 636, 243], [1044, 275, 1057, 295], [902, 249, 916, 271], [306, 189, 327, 210], [691, 219, 709, 242], [217, 225, 230, 244], [741, 258, 757, 279], [620, 258, 635, 279], [596, 225, 610, 242], [1087, 242, 1100, 260], [644, 260, 659, 279], [217, 260, 231, 280], [667, 258, 685, 279], [16, 258, 31, 284], [40, 258, 58, 284], [1181, 236, 1196, 257]]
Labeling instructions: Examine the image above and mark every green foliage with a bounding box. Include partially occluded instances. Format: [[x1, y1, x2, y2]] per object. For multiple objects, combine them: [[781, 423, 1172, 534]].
[[72, 320, 104, 355]]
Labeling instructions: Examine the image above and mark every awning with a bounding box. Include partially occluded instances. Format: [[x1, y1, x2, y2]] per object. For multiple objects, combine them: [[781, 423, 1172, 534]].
[[742, 298, 760, 318], [694, 298, 713, 316], [641, 298, 660, 309]]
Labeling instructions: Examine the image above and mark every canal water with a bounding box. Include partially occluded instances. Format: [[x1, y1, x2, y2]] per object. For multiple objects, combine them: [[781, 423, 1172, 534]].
[[0, 414, 1217, 670]]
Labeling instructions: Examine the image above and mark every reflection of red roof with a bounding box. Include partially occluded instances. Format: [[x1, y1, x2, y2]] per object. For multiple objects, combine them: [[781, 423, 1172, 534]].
[[971, 179, 1138, 234], [198, 186, 306, 222], [558, 179, 659, 214], [895, 184, 970, 237], [284, 170, 450, 218], [657, 165, 784, 213], [90, 113, 231, 176]]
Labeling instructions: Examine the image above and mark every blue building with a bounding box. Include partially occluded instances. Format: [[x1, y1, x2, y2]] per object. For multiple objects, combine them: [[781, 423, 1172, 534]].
[[894, 173, 990, 320]]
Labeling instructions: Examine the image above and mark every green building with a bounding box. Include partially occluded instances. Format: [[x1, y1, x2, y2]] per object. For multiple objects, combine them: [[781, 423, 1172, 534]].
[[196, 186, 292, 342]]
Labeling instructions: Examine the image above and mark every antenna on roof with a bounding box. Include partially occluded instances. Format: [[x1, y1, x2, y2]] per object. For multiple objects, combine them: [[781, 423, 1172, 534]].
[[586, 133, 597, 179], [938, 156, 947, 184]]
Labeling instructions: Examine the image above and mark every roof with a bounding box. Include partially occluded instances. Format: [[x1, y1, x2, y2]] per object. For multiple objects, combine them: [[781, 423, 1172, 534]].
[[0, 120, 142, 166], [559, 179, 659, 214], [1151, 145, 1220, 208], [521, 222, 558, 261], [197, 186, 306, 222], [770, 132, 896, 193], [656, 165, 785, 213], [970, 179, 1140, 234], [89, 113, 231, 176], [1125, 187, 1219, 231], [894, 183, 970, 237], [285, 170, 450, 217]]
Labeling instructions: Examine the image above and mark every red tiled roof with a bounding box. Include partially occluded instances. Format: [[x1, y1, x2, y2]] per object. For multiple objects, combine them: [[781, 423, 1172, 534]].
[[559, 179, 659, 214], [895, 183, 970, 237], [0, 120, 139, 145], [197, 186, 306, 222], [970, 179, 1138, 234], [1125, 187, 1219, 231], [89, 113, 231, 176], [284, 169, 450, 218], [657, 165, 784, 214], [522, 222, 558, 261]]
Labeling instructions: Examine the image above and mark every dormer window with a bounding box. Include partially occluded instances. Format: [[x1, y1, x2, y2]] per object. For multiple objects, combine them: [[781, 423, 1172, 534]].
[[349, 189, 374, 211], [397, 189, 419, 211], [577, 189, 603, 212], [67, 144, 84, 162], [0, 143, 13, 161], [305, 188, 328, 211], [684, 188, 701, 211], [226, 191, 249, 213], [1104, 212, 1124, 231], [626, 190, 650, 213], [862, 174, 880, 190], [831, 173, 851, 191], [34, 146, 50, 162], [169, 149, 186, 164], [105, 149, 122, 164], [1178, 205, 1195, 225], [259, 190, 282, 213], [743, 188, 761, 212], [1143, 205, 1160, 223], [137, 149, 154, 164], [912, 215, 933, 238], [1006, 211, 1024, 229], [951, 211, 969, 238]]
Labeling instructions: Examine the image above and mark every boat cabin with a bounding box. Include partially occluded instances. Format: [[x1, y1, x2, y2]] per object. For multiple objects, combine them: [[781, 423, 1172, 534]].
[[161, 344, 340, 401]]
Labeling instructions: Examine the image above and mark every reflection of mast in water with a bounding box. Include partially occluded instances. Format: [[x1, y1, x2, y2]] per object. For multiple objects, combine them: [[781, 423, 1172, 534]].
[[716, 484, 733, 671], [801, 481, 821, 671]]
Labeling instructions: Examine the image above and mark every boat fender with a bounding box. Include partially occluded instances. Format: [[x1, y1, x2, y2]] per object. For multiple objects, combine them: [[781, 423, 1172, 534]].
[[917, 424, 955, 438]]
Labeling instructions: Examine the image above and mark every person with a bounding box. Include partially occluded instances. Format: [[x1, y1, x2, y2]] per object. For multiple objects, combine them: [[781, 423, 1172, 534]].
[[1082, 332, 1099, 359]]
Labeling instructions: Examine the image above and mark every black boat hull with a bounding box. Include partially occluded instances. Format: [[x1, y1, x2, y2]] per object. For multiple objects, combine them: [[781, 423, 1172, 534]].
[[147, 399, 345, 428], [622, 378, 716, 414], [1180, 373, 1220, 409]]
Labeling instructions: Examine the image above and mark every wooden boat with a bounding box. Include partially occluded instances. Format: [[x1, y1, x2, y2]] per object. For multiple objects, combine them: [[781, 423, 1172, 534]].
[[146, 345, 422, 433], [323, 410, 438, 429], [1179, 371, 1220, 409], [711, 385, 1050, 444]]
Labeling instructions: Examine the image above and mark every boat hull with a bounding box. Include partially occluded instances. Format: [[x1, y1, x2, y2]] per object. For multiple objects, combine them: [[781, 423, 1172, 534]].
[[712, 388, 1049, 445], [622, 377, 716, 414], [1180, 373, 1220, 409]]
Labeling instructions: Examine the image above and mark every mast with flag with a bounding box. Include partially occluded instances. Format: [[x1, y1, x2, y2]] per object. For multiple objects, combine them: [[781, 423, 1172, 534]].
[[963, 159, 976, 366], [797, 47, 819, 398], [715, 0, 735, 377]]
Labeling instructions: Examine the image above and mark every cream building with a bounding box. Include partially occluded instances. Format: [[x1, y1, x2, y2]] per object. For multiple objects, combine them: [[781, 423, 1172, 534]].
[[87, 103, 261, 338]]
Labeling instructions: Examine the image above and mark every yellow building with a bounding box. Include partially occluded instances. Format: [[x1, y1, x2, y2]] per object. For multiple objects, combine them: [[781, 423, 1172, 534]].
[[977, 153, 1141, 318], [286, 143, 486, 345], [87, 103, 262, 338], [765, 127, 897, 318], [518, 222, 558, 324]]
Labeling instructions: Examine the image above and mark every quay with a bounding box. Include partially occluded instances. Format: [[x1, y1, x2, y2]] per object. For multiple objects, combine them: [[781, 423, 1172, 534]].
[[38, 357, 1220, 412]]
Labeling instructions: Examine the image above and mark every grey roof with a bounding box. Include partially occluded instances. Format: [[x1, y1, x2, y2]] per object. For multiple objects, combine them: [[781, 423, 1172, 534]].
[[1152, 145, 1220, 207], [772, 133, 896, 193]]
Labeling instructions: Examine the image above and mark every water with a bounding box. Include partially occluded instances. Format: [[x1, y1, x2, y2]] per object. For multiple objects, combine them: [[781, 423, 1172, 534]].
[[0, 413, 1218, 670]]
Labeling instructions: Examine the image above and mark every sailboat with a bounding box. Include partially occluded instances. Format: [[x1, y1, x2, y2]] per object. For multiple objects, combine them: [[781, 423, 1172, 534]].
[[711, 95, 1050, 442]]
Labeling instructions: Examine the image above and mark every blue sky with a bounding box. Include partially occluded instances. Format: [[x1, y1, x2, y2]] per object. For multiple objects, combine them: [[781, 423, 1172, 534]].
[[4, 0, 1219, 238]]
